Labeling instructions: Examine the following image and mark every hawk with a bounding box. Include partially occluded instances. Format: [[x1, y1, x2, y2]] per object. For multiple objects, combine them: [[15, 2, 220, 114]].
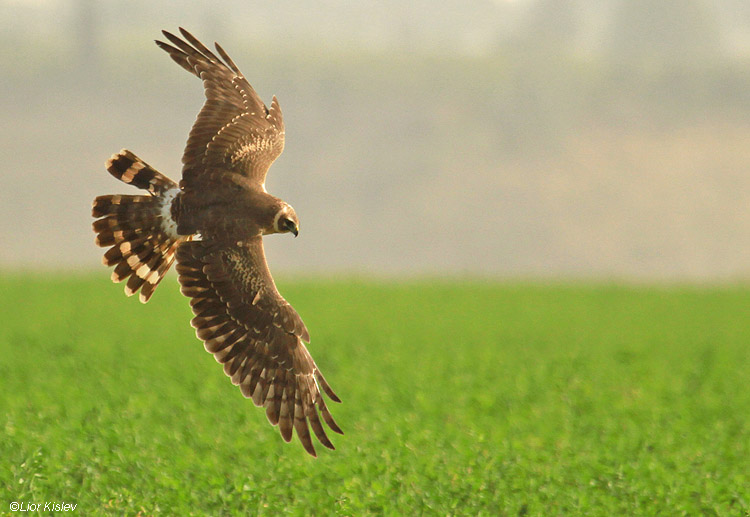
[[92, 28, 342, 456]]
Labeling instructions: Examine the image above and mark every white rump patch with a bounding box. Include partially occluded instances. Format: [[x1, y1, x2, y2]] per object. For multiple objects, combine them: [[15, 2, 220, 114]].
[[160, 188, 181, 239]]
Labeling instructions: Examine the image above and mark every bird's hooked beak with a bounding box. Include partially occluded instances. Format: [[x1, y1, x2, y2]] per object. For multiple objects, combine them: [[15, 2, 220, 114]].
[[283, 219, 299, 237]]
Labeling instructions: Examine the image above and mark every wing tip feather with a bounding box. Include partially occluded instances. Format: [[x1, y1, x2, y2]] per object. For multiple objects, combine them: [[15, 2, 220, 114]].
[[177, 238, 342, 456]]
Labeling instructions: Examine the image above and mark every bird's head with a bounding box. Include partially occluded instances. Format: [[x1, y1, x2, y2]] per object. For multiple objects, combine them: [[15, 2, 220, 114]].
[[272, 203, 299, 237]]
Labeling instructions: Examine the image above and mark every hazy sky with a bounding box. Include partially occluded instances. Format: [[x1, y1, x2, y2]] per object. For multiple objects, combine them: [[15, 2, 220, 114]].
[[2, 0, 750, 280]]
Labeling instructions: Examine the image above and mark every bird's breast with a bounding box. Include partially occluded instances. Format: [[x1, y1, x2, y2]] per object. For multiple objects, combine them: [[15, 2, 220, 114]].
[[180, 183, 275, 239]]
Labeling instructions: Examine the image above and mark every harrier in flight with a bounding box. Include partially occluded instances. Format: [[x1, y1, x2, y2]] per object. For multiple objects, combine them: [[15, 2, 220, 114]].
[[92, 28, 342, 456]]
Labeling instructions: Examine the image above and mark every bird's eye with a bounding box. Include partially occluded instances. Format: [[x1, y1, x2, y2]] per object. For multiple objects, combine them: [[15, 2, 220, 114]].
[[281, 218, 298, 236]]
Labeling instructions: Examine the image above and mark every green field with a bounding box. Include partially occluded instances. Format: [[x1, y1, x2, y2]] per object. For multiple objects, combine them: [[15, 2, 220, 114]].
[[1, 274, 749, 514]]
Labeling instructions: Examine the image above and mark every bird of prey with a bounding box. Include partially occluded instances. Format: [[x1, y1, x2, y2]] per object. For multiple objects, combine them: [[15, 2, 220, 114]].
[[91, 28, 342, 456]]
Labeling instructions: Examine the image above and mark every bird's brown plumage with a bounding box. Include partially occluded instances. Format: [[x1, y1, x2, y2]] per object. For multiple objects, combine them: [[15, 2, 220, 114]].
[[176, 239, 341, 456], [92, 28, 341, 456], [156, 29, 285, 187]]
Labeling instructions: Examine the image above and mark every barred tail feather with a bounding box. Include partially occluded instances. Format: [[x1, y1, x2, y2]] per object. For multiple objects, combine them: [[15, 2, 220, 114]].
[[106, 149, 175, 194], [93, 151, 186, 303]]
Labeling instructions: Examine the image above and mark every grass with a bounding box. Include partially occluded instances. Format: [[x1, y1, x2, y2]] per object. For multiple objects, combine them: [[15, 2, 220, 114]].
[[1, 273, 749, 515]]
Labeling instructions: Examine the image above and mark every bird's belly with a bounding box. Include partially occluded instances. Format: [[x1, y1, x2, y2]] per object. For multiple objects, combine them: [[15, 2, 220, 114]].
[[181, 201, 263, 240]]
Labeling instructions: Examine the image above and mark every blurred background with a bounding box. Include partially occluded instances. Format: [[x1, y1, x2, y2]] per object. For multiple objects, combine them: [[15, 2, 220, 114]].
[[1, 0, 749, 280]]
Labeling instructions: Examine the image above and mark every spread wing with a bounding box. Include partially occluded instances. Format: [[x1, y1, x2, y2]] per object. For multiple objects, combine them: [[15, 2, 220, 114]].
[[175, 238, 342, 456], [156, 28, 285, 189]]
